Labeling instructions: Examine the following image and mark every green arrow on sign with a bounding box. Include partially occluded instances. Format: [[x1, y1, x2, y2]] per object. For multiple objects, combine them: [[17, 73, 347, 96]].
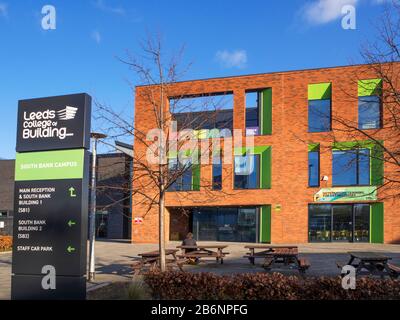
[[67, 246, 76, 253], [69, 187, 77, 197], [68, 220, 76, 227]]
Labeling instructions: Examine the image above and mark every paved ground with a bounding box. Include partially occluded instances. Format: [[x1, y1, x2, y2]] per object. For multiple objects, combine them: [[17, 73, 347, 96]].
[[1, 241, 400, 299]]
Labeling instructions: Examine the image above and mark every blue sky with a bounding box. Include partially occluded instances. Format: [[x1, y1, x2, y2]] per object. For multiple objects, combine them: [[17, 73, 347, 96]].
[[0, 0, 390, 158]]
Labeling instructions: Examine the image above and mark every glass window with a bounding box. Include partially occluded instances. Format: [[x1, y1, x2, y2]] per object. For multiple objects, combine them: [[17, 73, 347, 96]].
[[308, 99, 331, 132], [309, 204, 371, 243], [192, 207, 258, 242], [354, 204, 370, 242], [170, 94, 234, 132], [309, 204, 332, 242], [212, 155, 222, 190], [308, 151, 320, 187], [245, 91, 260, 136], [168, 158, 193, 191], [358, 96, 381, 129], [234, 154, 260, 189], [332, 149, 370, 186]]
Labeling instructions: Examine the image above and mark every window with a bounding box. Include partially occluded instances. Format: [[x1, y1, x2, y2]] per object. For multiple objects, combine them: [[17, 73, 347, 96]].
[[309, 204, 332, 242], [308, 151, 320, 187], [168, 158, 193, 191], [332, 149, 370, 186], [308, 83, 332, 133], [309, 204, 370, 243], [212, 154, 222, 190], [245, 89, 272, 136], [192, 207, 258, 242], [246, 91, 260, 136], [234, 154, 260, 189], [358, 95, 381, 129], [308, 99, 331, 132], [170, 93, 234, 134]]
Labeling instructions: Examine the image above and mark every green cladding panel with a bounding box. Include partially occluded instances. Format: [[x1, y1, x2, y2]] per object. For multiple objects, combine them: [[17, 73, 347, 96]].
[[261, 89, 272, 135], [260, 147, 272, 189], [15, 149, 85, 181], [358, 79, 382, 97], [308, 143, 320, 152], [260, 205, 271, 243], [371, 203, 384, 244], [192, 164, 200, 191], [308, 83, 332, 100]]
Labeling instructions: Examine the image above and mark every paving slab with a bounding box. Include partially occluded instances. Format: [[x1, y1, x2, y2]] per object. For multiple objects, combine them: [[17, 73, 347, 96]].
[[1, 241, 399, 300]]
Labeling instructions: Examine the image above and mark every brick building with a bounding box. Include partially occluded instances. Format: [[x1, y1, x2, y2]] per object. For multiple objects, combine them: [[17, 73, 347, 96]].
[[132, 63, 400, 244]]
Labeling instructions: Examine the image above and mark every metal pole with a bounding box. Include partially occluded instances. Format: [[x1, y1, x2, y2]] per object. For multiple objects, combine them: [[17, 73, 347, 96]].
[[88, 138, 97, 281]]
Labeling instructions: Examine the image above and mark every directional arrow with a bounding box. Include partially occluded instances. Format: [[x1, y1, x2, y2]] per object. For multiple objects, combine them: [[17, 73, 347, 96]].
[[68, 220, 76, 227], [67, 246, 76, 253], [69, 187, 77, 198]]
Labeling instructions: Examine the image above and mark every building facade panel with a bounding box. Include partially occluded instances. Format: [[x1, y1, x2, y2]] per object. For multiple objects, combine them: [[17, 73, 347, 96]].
[[132, 64, 400, 244]]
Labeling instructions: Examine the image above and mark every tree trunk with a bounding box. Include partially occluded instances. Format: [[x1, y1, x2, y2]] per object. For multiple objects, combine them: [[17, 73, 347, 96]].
[[159, 191, 166, 272]]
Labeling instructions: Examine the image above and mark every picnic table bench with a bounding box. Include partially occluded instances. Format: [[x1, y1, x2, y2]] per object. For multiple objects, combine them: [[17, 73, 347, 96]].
[[131, 249, 186, 275], [244, 245, 298, 265], [337, 252, 399, 279], [244, 245, 310, 275], [177, 245, 229, 264]]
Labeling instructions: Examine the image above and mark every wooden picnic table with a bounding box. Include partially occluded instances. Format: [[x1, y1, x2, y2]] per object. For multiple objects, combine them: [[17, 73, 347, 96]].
[[337, 252, 394, 279], [244, 245, 298, 265], [177, 245, 229, 264], [244, 245, 309, 275], [131, 249, 184, 275]]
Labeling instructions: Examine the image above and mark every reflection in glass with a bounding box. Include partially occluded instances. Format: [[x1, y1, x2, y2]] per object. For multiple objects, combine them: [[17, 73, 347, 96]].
[[192, 207, 258, 242], [308, 99, 331, 132], [354, 204, 370, 242], [309, 205, 331, 242], [358, 95, 381, 129], [332, 205, 353, 242]]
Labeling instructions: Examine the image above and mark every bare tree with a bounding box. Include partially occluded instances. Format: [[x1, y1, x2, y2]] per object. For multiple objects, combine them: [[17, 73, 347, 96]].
[[95, 34, 233, 271], [332, 1, 400, 199], [295, 1, 400, 200]]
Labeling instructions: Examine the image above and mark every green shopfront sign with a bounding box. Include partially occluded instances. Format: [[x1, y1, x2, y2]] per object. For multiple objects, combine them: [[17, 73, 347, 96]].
[[314, 186, 377, 202], [15, 149, 85, 181]]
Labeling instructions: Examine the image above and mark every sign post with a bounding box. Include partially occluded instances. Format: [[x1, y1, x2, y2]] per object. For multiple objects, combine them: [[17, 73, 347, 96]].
[[11, 93, 91, 300]]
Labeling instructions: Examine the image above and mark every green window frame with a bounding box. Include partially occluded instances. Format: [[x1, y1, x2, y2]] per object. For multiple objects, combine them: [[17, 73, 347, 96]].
[[234, 146, 272, 189], [308, 83, 332, 133], [332, 140, 384, 186]]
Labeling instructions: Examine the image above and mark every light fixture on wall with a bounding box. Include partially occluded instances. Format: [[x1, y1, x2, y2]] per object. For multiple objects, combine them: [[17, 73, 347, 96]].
[[321, 176, 329, 181]]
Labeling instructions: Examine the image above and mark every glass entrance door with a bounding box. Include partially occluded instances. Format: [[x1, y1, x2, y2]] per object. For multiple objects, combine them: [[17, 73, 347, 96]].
[[332, 205, 353, 242]]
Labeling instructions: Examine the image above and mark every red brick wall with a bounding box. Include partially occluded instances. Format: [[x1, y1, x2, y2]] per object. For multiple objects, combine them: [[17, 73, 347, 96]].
[[132, 64, 400, 244]]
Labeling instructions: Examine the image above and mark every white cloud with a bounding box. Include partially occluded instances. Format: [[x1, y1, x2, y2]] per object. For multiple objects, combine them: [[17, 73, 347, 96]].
[[91, 30, 102, 44], [94, 0, 125, 15], [302, 0, 359, 25], [215, 50, 247, 69], [0, 2, 8, 17]]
